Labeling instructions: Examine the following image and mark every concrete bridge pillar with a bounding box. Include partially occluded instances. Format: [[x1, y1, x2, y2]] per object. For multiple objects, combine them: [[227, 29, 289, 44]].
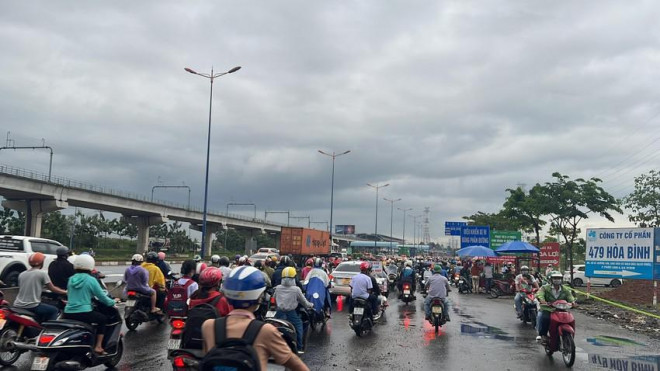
[[1, 199, 68, 237], [190, 223, 222, 258], [126, 215, 168, 253]]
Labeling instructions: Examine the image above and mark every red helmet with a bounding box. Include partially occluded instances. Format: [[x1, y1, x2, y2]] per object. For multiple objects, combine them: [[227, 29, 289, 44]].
[[359, 261, 370, 272], [28, 252, 45, 267], [305, 258, 314, 266], [199, 267, 223, 288]]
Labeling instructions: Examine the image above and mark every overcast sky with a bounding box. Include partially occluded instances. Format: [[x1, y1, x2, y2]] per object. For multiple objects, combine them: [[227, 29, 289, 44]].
[[2, 1, 660, 243]]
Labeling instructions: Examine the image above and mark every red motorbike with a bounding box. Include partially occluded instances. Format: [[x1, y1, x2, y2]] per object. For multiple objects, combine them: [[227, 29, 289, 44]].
[[542, 300, 576, 367]]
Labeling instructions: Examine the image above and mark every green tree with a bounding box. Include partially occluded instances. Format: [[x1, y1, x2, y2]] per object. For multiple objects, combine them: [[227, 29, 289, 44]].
[[539, 172, 621, 283], [0, 208, 24, 235], [622, 170, 660, 227], [463, 210, 520, 231], [41, 211, 71, 244], [502, 185, 547, 246]]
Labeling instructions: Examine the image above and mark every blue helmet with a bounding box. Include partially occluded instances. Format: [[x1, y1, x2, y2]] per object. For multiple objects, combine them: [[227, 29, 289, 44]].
[[222, 266, 266, 309]]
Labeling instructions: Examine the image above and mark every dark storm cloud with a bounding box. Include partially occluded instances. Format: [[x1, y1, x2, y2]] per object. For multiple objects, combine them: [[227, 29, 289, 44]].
[[2, 1, 660, 240]]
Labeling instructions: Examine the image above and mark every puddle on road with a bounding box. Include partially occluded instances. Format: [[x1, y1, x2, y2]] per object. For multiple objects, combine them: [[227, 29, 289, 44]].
[[587, 335, 646, 347], [589, 354, 660, 370], [460, 323, 515, 341]]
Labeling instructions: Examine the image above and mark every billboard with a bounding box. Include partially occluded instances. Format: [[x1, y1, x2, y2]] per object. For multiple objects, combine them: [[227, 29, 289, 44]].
[[335, 225, 355, 234], [460, 225, 490, 249], [445, 221, 467, 236], [540, 242, 560, 268], [490, 231, 521, 249], [586, 228, 654, 280]]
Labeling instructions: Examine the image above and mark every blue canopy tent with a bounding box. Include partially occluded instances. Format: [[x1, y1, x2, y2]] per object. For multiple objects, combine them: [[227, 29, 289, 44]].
[[457, 245, 498, 257]]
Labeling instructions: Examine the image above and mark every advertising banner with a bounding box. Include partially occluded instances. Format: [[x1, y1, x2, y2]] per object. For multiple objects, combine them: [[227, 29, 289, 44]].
[[490, 231, 522, 250], [540, 242, 560, 268], [334, 225, 355, 234], [445, 221, 467, 236], [586, 228, 654, 280], [460, 225, 490, 249]]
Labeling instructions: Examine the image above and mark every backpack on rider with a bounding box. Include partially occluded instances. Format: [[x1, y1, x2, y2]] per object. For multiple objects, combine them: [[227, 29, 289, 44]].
[[181, 296, 221, 349], [199, 316, 265, 371], [164, 279, 195, 317]]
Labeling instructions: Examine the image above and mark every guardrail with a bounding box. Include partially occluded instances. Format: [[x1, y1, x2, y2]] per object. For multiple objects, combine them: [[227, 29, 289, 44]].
[[0, 164, 287, 227]]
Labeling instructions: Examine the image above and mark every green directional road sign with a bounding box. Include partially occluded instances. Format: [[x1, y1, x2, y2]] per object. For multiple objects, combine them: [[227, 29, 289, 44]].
[[490, 230, 522, 250]]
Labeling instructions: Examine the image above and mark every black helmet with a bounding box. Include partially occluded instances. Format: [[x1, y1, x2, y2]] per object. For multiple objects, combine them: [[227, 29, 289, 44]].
[[280, 256, 292, 267], [56, 247, 69, 257], [146, 251, 159, 263], [219, 256, 230, 267]]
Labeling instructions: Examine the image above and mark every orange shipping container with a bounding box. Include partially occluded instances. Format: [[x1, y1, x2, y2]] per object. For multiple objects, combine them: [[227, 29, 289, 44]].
[[280, 227, 330, 256]]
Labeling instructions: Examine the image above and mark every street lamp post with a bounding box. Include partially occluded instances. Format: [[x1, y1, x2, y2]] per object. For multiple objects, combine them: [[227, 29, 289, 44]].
[[383, 197, 401, 255], [184, 65, 241, 257], [318, 150, 350, 250], [367, 183, 389, 250]]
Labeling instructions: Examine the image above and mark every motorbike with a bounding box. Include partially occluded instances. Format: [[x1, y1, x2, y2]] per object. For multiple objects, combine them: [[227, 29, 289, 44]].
[[458, 276, 471, 294], [489, 279, 516, 298], [124, 290, 165, 331], [170, 317, 298, 371], [427, 297, 447, 335], [0, 292, 45, 366], [30, 305, 124, 371], [541, 300, 576, 367], [519, 288, 539, 326], [401, 282, 415, 305]]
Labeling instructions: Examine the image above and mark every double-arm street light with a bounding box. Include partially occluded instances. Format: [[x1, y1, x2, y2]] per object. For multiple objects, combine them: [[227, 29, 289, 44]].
[[398, 207, 413, 246], [383, 197, 401, 255], [184, 65, 241, 257], [318, 150, 350, 246], [367, 183, 389, 249]]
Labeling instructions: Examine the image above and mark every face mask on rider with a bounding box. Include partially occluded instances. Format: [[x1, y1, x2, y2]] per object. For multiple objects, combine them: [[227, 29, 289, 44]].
[[552, 279, 562, 286]]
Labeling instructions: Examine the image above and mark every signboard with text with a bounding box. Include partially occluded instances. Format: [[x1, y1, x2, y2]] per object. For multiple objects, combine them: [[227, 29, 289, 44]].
[[445, 221, 467, 236], [460, 225, 490, 249], [540, 242, 560, 269], [586, 228, 654, 280], [490, 231, 522, 250]]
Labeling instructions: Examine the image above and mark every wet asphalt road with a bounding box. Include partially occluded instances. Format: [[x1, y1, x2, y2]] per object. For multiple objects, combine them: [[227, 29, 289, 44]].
[[3, 280, 660, 371]]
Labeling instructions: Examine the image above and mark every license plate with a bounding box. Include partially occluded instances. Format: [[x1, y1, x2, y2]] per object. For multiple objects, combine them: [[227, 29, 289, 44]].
[[404, 289, 410, 295], [126, 300, 135, 307], [0, 319, 6, 330], [266, 311, 276, 318], [31, 357, 49, 371], [432, 306, 443, 314], [353, 307, 364, 315], [167, 338, 181, 350]]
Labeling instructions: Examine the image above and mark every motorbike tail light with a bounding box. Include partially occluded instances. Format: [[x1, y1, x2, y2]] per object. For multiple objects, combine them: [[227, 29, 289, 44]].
[[39, 334, 56, 345], [171, 319, 185, 329]]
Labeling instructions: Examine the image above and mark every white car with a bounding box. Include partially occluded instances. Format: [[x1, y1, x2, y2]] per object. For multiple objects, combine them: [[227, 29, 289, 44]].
[[0, 235, 64, 286], [563, 264, 623, 288]]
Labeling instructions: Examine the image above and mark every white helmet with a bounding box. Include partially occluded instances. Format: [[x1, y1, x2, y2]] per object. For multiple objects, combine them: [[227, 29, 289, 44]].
[[132, 254, 144, 262], [74, 254, 95, 271]]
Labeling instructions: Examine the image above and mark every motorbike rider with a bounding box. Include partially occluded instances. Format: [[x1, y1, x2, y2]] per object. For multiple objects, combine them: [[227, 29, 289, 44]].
[[14, 252, 67, 322], [63, 254, 116, 355], [124, 254, 160, 314], [514, 265, 539, 318], [48, 247, 75, 290], [201, 266, 310, 371], [217, 256, 232, 279], [156, 252, 172, 278], [398, 261, 417, 298], [349, 262, 378, 317], [424, 264, 451, 322], [141, 251, 167, 309], [189, 267, 232, 316], [253, 260, 272, 288], [273, 267, 313, 353], [535, 271, 577, 343]]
